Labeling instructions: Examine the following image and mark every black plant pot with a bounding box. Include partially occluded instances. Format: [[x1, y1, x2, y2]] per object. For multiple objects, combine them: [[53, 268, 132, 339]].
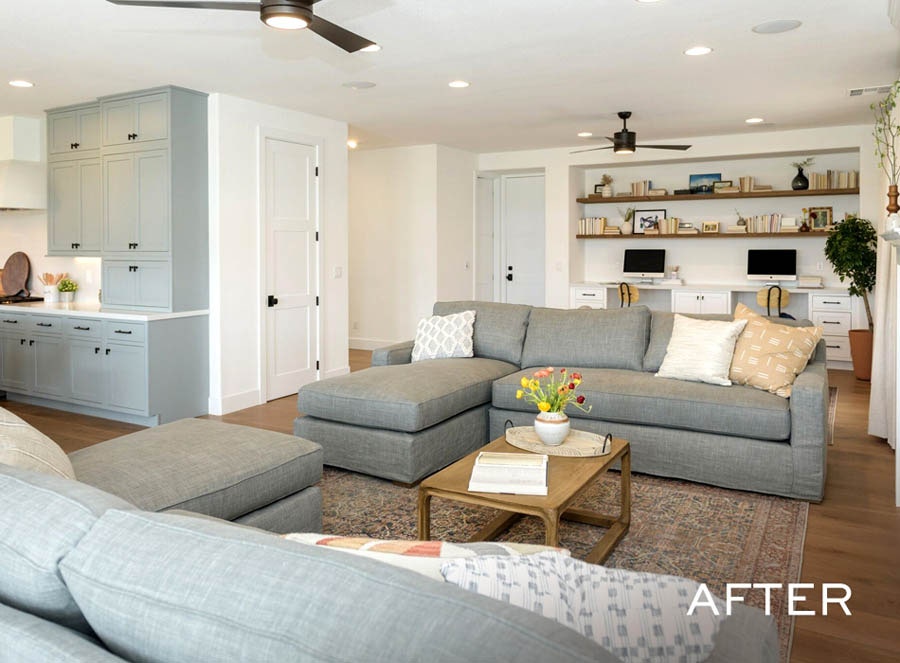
[[792, 167, 809, 190]]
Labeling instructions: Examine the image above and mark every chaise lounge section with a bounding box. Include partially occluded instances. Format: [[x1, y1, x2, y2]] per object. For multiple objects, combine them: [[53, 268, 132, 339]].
[[296, 301, 828, 500]]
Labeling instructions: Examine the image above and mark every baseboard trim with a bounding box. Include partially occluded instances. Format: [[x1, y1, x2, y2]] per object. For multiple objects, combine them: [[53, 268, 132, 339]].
[[212, 389, 262, 416], [3, 393, 160, 427], [350, 337, 397, 351], [323, 366, 350, 379]]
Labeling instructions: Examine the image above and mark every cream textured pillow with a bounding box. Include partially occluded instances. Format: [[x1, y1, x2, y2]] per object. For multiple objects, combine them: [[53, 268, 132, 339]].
[[730, 303, 823, 397], [656, 315, 748, 386], [411, 310, 475, 362], [0, 407, 75, 479]]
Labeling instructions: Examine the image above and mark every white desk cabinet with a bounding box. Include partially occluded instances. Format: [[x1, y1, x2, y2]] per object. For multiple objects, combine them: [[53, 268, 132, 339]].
[[570, 285, 607, 309], [809, 293, 852, 362], [672, 290, 731, 315]]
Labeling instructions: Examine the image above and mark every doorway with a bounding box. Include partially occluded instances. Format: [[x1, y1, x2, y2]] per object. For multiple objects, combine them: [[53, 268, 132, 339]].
[[261, 135, 319, 401]]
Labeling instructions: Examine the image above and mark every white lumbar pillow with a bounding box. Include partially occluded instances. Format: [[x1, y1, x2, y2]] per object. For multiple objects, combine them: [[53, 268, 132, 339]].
[[656, 315, 748, 386], [411, 310, 476, 362], [0, 406, 75, 479]]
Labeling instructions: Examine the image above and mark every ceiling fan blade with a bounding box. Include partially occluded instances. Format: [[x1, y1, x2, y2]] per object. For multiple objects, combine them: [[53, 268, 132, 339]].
[[582, 136, 616, 142], [308, 15, 376, 52], [570, 146, 615, 154], [106, 0, 259, 10], [636, 144, 692, 151]]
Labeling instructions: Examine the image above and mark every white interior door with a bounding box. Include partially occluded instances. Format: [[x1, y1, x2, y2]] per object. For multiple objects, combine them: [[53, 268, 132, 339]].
[[264, 137, 318, 400], [501, 174, 545, 306]]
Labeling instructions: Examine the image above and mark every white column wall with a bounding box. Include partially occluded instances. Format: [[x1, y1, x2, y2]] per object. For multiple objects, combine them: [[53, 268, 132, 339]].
[[207, 94, 348, 415]]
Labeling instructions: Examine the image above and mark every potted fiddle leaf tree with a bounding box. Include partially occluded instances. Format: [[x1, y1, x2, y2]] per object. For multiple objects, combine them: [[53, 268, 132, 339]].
[[824, 215, 877, 380]]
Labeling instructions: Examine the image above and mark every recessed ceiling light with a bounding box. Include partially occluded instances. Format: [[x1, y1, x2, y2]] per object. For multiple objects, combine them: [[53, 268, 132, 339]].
[[360, 44, 381, 52], [635, 0, 662, 3], [8, 80, 34, 88], [577, 131, 593, 137], [347, 139, 358, 149], [745, 117, 765, 124], [448, 80, 470, 88], [684, 46, 712, 56], [342, 81, 376, 90], [752, 20, 802, 34]]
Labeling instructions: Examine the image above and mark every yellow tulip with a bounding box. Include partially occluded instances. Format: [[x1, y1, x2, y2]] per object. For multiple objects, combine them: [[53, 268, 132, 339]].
[[538, 401, 551, 412], [520, 376, 529, 388], [516, 390, 524, 399], [530, 380, 540, 390]]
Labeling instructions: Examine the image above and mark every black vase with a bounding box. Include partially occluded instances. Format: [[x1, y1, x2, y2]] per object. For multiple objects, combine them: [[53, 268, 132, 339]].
[[791, 167, 809, 191]]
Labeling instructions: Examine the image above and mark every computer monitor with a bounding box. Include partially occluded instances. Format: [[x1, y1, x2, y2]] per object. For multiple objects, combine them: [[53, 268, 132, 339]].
[[747, 249, 797, 281], [623, 249, 666, 279]]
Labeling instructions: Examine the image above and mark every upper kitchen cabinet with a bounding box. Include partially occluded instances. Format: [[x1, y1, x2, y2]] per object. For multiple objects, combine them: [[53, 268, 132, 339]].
[[101, 91, 168, 149], [47, 104, 101, 157]]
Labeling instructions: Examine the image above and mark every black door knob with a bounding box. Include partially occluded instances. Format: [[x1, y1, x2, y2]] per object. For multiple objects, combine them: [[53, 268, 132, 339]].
[[506, 274, 513, 282], [267, 295, 279, 307]]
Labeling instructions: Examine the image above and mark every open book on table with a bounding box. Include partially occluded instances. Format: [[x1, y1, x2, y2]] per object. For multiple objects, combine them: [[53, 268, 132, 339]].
[[468, 452, 548, 496]]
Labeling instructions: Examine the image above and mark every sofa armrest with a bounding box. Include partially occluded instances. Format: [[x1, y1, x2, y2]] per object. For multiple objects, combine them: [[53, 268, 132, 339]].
[[788, 354, 829, 501], [371, 340, 414, 366]]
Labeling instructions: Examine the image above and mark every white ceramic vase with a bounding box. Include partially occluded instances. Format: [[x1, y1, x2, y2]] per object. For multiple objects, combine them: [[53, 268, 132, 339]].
[[621, 220, 633, 235], [43, 285, 59, 303], [601, 184, 613, 198], [534, 412, 570, 446]]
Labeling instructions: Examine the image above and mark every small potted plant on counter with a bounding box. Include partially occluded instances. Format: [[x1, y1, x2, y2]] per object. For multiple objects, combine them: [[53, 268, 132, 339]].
[[56, 278, 78, 304]]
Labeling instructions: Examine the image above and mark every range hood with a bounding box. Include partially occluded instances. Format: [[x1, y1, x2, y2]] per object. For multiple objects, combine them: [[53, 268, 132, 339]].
[[0, 116, 46, 211]]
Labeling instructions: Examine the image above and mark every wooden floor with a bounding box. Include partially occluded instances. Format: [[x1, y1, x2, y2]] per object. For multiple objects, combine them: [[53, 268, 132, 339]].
[[3, 355, 897, 662]]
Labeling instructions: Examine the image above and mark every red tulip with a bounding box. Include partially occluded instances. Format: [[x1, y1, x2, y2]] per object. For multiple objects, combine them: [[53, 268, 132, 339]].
[[576, 395, 585, 404], [571, 372, 582, 380], [569, 382, 576, 390]]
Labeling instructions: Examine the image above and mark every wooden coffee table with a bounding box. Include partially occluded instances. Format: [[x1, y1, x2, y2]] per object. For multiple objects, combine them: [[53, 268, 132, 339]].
[[417, 435, 630, 564]]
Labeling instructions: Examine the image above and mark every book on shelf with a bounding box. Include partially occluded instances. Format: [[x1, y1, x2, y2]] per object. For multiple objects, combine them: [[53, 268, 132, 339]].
[[630, 180, 652, 196], [808, 169, 858, 190], [643, 228, 660, 235], [603, 227, 622, 235], [751, 184, 773, 191], [780, 227, 800, 233], [726, 225, 748, 233], [468, 452, 548, 496], [648, 188, 668, 196], [677, 228, 699, 234], [714, 186, 740, 193]]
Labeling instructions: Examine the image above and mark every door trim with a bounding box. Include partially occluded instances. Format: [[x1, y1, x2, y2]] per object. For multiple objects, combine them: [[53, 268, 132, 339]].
[[257, 126, 322, 403]]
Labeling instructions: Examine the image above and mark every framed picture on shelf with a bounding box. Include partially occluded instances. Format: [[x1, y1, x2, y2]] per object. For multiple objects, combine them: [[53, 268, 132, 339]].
[[593, 184, 604, 194], [689, 173, 722, 194], [634, 209, 666, 234], [712, 180, 733, 191], [808, 206, 833, 230], [701, 221, 720, 233]]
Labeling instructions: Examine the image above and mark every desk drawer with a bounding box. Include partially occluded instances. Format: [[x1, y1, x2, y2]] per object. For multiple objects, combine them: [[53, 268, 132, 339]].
[[823, 336, 851, 362], [0, 313, 26, 329], [812, 311, 851, 334], [810, 294, 850, 312]]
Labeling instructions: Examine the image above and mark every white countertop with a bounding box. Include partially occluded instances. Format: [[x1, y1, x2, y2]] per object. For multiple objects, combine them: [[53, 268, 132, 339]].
[[572, 281, 848, 294], [0, 302, 209, 321]]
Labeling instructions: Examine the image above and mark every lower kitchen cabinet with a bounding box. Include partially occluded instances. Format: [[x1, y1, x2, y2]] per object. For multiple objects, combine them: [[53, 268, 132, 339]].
[[0, 311, 206, 425]]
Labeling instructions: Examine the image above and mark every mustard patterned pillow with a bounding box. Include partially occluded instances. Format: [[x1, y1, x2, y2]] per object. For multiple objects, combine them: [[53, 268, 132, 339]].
[[730, 303, 823, 398]]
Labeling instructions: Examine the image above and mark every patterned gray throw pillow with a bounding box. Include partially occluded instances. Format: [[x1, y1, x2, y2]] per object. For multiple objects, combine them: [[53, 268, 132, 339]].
[[411, 310, 476, 362], [441, 551, 726, 663]]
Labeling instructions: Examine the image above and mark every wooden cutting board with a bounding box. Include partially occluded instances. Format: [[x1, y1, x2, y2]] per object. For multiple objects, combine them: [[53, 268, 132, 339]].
[[1, 252, 30, 297]]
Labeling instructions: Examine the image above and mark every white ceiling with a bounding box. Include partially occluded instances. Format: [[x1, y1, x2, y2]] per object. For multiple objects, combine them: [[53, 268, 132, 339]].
[[0, 0, 898, 153]]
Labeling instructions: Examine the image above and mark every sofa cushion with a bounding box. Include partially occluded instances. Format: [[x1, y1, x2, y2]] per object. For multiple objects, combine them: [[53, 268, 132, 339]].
[[656, 316, 747, 386], [412, 310, 476, 361], [520, 306, 651, 371], [434, 300, 532, 365], [69, 419, 322, 521], [0, 406, 75, 479], [0, 603, 125, 662], [730, 303, 823, 398], [0, 464, 133, 633], [299, 357, 518, 433], [493, 368, 791, 441], [60, 509, 608, 663]]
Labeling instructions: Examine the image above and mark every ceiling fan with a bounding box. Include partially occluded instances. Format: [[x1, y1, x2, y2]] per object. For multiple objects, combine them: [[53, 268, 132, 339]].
[[105, 0, 379, 53], [571, 112, 691, 154]]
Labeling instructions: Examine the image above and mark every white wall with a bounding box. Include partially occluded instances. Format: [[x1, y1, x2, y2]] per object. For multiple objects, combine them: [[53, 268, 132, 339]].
[[0, 210, 101, 303], [207, 94, 348, 415], [348, 144, 477, 348], [479, 125, 884, 316]]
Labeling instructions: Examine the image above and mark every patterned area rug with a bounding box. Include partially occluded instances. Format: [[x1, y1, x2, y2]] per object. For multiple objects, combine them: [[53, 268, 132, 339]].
[[321, 469, 806, 661]]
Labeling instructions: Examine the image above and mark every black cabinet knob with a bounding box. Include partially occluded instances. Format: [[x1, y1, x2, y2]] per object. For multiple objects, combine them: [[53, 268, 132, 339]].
[[28, 340, 34, 346], [105, 348, 111, 355], [94, 347, 100, 354], [267, 295, 279, 307], [73, 142, 79, 149]]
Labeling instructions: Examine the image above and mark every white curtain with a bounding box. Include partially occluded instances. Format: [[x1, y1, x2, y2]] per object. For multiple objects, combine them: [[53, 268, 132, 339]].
[[868, 219, 897, 449]]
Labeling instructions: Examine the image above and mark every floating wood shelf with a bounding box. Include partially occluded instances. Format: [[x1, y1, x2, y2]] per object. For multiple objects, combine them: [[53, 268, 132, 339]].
[[576, 188, 859, 204], [576, 232, 833, 240]]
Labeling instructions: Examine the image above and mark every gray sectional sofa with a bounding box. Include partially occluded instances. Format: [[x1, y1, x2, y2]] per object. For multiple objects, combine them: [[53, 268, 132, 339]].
[[0, 461, 778, 662], [297, 301, 828, 501]]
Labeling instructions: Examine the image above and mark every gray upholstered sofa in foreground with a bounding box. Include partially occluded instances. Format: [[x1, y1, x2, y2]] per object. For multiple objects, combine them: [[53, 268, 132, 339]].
[[296, 301, 828, 500], [0, 463, 778, 662]]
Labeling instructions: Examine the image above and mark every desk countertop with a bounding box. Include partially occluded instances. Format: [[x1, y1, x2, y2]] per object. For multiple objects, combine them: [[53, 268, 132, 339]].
[[572, 281, 848, 295], [0, 301, 209, 321]]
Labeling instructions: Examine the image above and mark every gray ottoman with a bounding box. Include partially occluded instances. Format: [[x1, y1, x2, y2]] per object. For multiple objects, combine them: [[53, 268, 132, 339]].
[[69, 419, 323, 534]]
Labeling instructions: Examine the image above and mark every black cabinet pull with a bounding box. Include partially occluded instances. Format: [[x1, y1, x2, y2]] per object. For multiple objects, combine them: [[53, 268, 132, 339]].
[[822, 301, 842, 305], [105, 348, 111, 355], [128, 265, 140, 273], [36, 323, 52, 327], [114, 330, 133, 335], [822, 320, 841, 325], [28, 340, 34, 346], [267, 295, 279, 307], [73, 142, 79, 149], [74, 243, 80, 249], [3, 320, 18, 324], [19, 339, 25, 345], [94, 347, 100, 354], [581, 293, 595, 297], [74, 326, 90, 331], [826, 345, 841, 349]]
